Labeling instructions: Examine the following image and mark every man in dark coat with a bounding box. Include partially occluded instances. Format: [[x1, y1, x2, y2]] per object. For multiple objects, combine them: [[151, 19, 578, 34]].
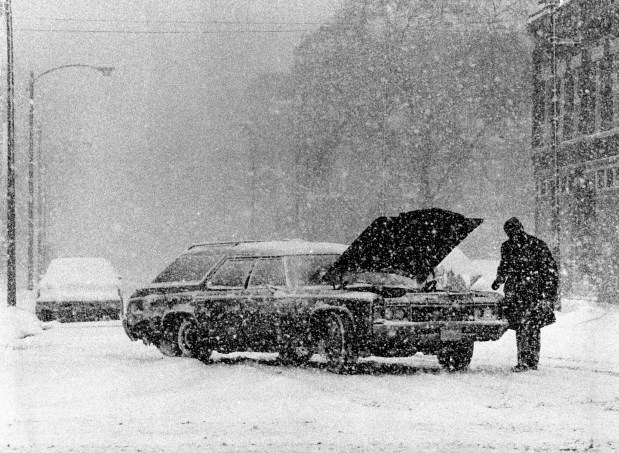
[[491, 217, 558, 372]]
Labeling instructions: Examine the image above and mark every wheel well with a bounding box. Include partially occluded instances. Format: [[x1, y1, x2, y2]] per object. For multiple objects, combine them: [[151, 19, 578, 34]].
[[309, 308, 355, 337], [162, 312, 195, 333]]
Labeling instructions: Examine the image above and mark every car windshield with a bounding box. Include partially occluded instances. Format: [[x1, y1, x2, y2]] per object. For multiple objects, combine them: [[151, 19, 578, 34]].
[[287, 254, 340, 287], [347, 271, 422, 289], [153, 252, 223, 283]]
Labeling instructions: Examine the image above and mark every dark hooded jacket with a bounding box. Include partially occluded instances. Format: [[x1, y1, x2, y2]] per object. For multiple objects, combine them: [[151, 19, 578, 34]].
[[495, 218, 558, 329]]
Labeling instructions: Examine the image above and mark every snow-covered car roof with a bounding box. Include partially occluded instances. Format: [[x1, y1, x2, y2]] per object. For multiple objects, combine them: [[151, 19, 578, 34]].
[[188, 240, 348, 257], [39, 258, 120, 287], [147, 240, 348, 287]]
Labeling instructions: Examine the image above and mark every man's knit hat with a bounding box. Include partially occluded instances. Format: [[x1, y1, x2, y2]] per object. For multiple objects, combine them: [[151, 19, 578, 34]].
[[504, 217, 524, 234]]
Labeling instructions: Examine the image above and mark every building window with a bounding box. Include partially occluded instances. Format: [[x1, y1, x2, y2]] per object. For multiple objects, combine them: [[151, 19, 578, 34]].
[[590, 171, 596, 190], [597, 169, 605, 189], [553, 78, 561, 139], [569, 172, 577, 192], [607, 167, 615, 187], [579, 62, 596, 135], [615, 168, 619, 186], [541, 180, 546, 195], [561, 175, 568, 193], [564, 73, 575, 139], [601, 57, 613, 130], [546, 79, 554, 137], [532, 63, 545, 148]]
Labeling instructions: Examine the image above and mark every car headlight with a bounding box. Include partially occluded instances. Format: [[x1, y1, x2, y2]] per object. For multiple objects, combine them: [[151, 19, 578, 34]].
[[128, 300, 144, 314]]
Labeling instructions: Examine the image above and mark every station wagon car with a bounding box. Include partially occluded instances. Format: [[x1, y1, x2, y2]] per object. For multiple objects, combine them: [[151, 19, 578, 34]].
[[123, 208, 508, 372]]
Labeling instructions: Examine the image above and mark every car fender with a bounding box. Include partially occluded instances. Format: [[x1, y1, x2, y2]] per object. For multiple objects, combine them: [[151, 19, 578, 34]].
[[309, 304, 356, 332], [162, 304, 196, 325]]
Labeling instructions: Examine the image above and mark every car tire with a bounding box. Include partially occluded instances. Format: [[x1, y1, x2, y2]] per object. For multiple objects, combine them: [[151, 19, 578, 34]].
[[177, 318, 200, 358], [157, 319, 183, 357], [323, 312, 358, 374], [437, 341, 474, 371]]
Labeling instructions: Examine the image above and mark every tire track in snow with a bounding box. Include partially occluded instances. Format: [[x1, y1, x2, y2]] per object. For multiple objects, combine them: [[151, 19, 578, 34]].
[[543, 358, 619, 377]]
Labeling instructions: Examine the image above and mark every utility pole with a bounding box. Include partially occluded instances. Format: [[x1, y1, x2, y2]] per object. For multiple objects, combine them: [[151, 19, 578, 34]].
[[36, 126, 45, 281], [4, 0, 16, 306], [27, 72, 35, 290]]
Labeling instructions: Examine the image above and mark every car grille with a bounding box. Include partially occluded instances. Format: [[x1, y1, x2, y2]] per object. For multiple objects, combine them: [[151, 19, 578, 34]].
[[380, 304, 498, 322]]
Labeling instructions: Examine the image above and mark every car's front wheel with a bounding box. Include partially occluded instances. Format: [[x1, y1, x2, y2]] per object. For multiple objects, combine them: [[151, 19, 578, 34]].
[[157, 319, 182, 357], [437, 341, 474, 371], [323, 312, 358, 374]]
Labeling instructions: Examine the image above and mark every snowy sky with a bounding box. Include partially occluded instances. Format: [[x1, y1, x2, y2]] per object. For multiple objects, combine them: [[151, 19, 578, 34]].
[[11, 0, 340, 289]]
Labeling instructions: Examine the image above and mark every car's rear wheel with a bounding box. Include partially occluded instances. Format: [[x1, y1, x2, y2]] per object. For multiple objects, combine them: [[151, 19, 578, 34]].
[[437, 341, 474, 371], [323, 312, 358, 374], [177, 318, 200, 358]]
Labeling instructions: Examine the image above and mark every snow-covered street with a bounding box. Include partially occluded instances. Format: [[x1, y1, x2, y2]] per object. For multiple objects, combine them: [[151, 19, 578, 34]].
[[2, 299, 619, 452]]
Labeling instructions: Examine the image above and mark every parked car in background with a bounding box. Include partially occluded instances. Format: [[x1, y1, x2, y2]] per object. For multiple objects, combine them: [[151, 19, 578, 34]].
[[123, 209, 508, 373], [37, 257, 123, 322]]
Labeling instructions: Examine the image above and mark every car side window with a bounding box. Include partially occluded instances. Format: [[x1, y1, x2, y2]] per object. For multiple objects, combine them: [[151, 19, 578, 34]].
[[209, 259, 254, 288], [249, 258, 286, 287]]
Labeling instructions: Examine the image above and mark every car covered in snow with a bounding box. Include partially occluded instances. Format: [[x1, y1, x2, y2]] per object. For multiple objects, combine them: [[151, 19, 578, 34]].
[[37, 257, 123, 322], [123, 209, 508, 372]]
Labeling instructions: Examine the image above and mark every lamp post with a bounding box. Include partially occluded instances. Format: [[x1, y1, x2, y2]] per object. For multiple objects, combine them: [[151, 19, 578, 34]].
[[5, 0, 16, 306], [27, 64, 114, 291]]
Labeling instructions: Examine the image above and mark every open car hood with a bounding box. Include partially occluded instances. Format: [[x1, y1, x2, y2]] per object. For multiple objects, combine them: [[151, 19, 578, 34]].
[[328, 208, 483, 283]]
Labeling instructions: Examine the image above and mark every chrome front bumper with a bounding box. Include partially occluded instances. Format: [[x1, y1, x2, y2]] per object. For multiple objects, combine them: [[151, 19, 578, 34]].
[[373, 319, 509, 344]]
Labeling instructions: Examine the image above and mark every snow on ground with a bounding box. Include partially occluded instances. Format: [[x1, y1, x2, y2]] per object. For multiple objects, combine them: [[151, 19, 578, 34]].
[[0, 291, 53, 345], [1, 298, 618, 452]]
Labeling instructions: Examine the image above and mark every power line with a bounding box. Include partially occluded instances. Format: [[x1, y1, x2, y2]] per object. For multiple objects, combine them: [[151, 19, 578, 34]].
[[16, 22, 518, 36], [16, 28, 313, 35], [15, 16, 323, 26]]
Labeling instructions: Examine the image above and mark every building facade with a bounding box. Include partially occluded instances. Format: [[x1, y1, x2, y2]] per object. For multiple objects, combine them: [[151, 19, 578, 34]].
[[529, 0, 619, 302]]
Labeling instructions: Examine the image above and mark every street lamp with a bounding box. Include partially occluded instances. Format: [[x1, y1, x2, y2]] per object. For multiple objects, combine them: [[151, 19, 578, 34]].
[[27, 64, 114, 291]]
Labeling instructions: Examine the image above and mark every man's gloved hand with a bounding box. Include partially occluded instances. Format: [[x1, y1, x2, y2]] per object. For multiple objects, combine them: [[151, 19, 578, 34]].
[[491, 280, 501, 291]]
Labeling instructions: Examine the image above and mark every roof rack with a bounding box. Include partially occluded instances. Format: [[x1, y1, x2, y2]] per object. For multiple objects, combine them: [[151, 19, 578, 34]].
[[187, 240, 259, 250]]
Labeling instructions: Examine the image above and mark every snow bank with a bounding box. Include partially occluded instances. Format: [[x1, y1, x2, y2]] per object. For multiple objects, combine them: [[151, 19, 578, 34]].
[[542, 297, 619, 374], [0, 290, 50, 345]]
